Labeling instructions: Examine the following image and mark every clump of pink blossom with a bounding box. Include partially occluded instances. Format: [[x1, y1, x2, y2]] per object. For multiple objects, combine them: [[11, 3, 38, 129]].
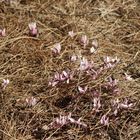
[[51, 43, 61, 54], [1, 79, 9, 90], [0, 28, 6, 37], [48, 70, 73, 87], [28, 22, 38, 37], [47, 113, 87, 129]]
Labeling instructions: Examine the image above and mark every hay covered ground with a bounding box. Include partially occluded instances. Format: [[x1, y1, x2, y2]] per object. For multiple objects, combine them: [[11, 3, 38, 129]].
[[0, 0, 140, 140]]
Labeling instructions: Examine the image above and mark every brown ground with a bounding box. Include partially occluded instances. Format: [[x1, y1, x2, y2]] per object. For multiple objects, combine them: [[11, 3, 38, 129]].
[[0, 0, 140, 140]]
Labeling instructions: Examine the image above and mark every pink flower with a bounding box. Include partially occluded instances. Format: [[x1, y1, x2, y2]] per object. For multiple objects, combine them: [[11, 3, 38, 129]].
[[86, 68, 100, 80], [92, 39, 98, 49], [56, 115, 68, 126], [54, 72, 61, 80], [90, 46, 96, 54], [78, 86, 88, 94], [61, 70, 70, 83], [119, 99, 133, 109], [68, 30, 75, 38], [100, 114, 109, 126], [62, 70, 69, 78], [107, 77, 118, 87], [48, 81, 58, 87], [124, 73, 133, 81], [1, 79, 9, 90], [51, 43, 61, 54], [93, 97, 101, 111], [48, 70, 73, 86], [49, 113, 87, 129], [79, 57, 91, 71], [111, 99, 120, 115], [81, 35, 89, 48], [70, 54, 77, 62], [90, 39, 98, 54], [28, 22, 38, 37], [103, 77, 120, 95], [111, 99, 134, 115], [119, 103, 133, 108], [49, 114, 68, 128], [114, 109, 118, 116], [68, 116, 87, 128], [67, 113, 87, 127], [104, 77, 118, 88], [0, 28, 6, 37], [103, 56, 120, 69], [25, 96, 37, 107]]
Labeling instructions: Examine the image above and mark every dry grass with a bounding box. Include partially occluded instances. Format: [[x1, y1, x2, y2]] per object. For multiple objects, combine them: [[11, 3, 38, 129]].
[[0, 0, 140, 140]]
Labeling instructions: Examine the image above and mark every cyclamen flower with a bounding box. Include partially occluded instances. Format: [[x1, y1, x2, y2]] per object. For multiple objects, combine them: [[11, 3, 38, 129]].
[[55, 115, 68, 127], [90, 46, 96, 54], [90, 39, 98, 54], [79, 57, 92, 71], [28, 22, 38, 37], [61, 70, 71, 83], [51, 43, 61, 54], [48, 80, 58, 87], [70, 54, 77, 62], [100, 114, 109, 126], [68, 30, 75, 38], [111, 99, 134, 116], [68, 116, 87, 128], [107, 77, 118, 87], [119, 99, 133, 109], [111, 98, 120, 116], [93, 97, 101, 111], [103, 77, 120, 95], [86, 67, 101, 80], [25, 96, 37, 107], [78, 86, 88, 94], [1, 79, 9, 90], [103, 56, 120, 69], [0, 28, 6, 37], [81, 35, 89, 48], [49, 113, 87, 129], [92, 39, 98, 49], [48, 70, 72, 86], [124, 73, 133, 81], [92, 90, 101, 111]]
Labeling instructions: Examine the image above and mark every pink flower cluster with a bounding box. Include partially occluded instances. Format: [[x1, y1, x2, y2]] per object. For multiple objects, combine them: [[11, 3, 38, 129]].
[[49, 113, 87, 129], [81, 35, 89, 48], [93, 97, 101, 112], [103, 77, 120, 95], [1, 22, 38, 37], [28, 22, 38, 37], [111, 98, 134, 116], [80, 35, 99, 54], [100, 114, 109, 126], [103, 56, 120, 69], [87, 67, 103, 80], [78, 86, 88, 94], [90, 39, 98, 54], [79, 57, 92, 71], [49, 70, 73, 87], [1, 79, 9, 90], [68, 30, 75, 38], [51, 43, 61, 54], [25, 96, 37, 107], [0, 28, 6, 37], [70, 54, 77, 62], [91, 90, 101, 112], [124, 73, 133, 81]]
